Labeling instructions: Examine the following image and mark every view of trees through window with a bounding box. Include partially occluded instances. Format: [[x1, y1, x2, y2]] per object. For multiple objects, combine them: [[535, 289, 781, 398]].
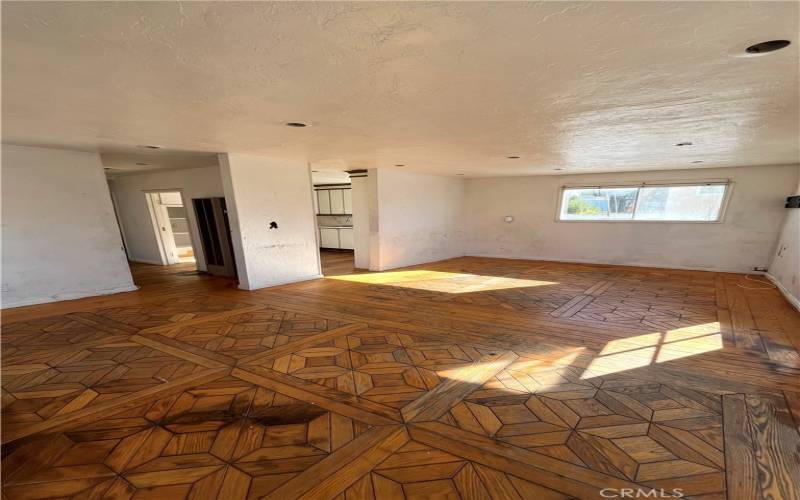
[[560, 184, 727, 222]]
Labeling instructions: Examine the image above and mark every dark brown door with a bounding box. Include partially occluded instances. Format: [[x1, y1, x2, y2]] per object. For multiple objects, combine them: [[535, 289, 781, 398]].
[[192, 197, 237, 278]]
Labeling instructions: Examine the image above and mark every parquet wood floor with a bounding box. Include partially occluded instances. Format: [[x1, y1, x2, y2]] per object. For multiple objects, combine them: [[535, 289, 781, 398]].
[[2, 256, 799, 499], [320, 250, 358, 277]]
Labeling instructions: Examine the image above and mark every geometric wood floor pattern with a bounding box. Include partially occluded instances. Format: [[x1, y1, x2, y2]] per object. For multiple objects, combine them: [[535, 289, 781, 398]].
[[2, 255, 799, 499]]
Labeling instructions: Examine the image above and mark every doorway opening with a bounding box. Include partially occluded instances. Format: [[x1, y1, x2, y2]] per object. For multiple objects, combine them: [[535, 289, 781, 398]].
[[145, 190, 196, 266], [192, 197, 237, 279], [311, 169, 358, 276]]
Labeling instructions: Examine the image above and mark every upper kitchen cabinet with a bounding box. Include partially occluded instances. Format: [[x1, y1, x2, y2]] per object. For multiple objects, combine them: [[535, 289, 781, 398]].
[[317, 189, 331, 214], [315, 186, 352, 215], [330, 189, 345, 214], [343, 189, 352, 214]]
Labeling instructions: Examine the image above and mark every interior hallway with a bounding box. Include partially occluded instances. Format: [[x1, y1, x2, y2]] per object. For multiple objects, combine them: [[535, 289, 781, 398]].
[[2, 256, 799, 499]]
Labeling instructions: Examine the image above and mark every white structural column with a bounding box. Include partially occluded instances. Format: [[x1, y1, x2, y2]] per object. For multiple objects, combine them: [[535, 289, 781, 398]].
[[368, 168, 382, 271], [768, 165, 800, 309], [371, 168, 465, 271], [347, 167, 466, 272], [348, 169, 372, 270], [218, 153, 322, 290], [1, 145, 135, 308]]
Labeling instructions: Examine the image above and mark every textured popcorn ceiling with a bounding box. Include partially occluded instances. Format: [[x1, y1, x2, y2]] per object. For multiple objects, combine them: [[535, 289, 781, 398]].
[[2, 1, 798, 176]]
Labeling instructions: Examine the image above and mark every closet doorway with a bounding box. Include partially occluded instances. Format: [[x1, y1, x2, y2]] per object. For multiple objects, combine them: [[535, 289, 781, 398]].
[[145, 190, 196, 266], [192, 197, 237, 278]]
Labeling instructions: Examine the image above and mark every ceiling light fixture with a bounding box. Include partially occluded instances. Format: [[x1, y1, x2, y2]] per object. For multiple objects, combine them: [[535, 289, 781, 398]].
[[394, 164, 405, 167], [745, 40, 791, 54], [674, 142, 693, 147], [506, 156, 520, 159], [285, 122, 307, 128]]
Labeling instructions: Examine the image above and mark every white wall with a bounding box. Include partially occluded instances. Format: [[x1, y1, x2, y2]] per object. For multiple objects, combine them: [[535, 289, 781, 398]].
[[372, 168, 464, 271], [219, 153, 321, 289], [1, 145, 135, 308], [768, 167, 800, 309], [464, 165, 799, 273], [110, 166, 223, 271]]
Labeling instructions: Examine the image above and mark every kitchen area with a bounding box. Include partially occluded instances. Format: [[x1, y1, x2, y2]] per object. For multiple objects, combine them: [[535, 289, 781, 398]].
[[312, 170, 355, 275]]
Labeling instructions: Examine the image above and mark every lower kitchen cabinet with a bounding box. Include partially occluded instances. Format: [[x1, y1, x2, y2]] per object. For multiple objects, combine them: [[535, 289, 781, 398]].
[[320, 228, 340, 248], [319, 227, 354, 250], [338, 228, 354, 249]]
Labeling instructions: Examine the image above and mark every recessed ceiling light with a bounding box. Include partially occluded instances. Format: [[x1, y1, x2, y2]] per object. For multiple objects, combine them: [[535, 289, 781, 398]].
[[746, 40, 791, 54], [285, 122, 307, 128], [674, 142, 693, 147], [135, 162, 150, 166], [506, 156, 520, 159], [691, 160, 704, 164]]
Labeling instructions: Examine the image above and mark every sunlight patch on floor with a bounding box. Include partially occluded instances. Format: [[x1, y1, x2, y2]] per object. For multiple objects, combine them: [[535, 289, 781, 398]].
[[506, 348, 585, 374], [327, 270, 556, 293], [656, 331, 723, 363], [436, 357, 512, 383], [582, 346, 659, 378], [582, 322, 723, 378], [438, 349, 586, 394]]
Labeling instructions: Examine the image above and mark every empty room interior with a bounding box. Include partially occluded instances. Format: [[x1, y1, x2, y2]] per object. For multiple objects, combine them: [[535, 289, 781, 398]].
[[2, 2, 800, 499]]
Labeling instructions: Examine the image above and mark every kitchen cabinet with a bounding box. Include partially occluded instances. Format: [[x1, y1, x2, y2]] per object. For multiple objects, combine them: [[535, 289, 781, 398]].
[[343, 189, 352, 214], [319, 228, 340, 248], [318, 226, 354, 249], [338, 228, 354, 249], [329, 189, 345, 214], [314, 187, 351, 215], [317, 190, 332, 215]]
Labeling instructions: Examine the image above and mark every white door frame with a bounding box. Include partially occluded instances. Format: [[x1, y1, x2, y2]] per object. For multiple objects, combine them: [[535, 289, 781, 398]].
[[144, 189, 185, 265]]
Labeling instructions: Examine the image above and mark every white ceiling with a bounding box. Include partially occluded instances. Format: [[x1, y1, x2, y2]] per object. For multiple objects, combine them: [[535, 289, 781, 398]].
[[101, 151, 219, 176], [312, 169, 352, 185], [2, 2, 798, 177]]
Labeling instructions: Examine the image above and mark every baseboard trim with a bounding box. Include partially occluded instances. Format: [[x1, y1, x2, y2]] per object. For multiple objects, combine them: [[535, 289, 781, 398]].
[[375, 254, 467, 272], [464, 253, 755, 275], [2, 284, 140, 309], [765, 273, 800, 312], [128, 258, 166, 266], [239, 274, 325, 291]]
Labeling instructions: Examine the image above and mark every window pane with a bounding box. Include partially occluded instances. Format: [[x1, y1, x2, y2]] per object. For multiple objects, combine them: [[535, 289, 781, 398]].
[[561, 188, 637, 220], [634, 185, 725, 221]]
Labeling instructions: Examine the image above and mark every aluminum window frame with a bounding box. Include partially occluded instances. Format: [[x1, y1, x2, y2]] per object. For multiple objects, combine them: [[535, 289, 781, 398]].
[[555, 180, 733, 224]]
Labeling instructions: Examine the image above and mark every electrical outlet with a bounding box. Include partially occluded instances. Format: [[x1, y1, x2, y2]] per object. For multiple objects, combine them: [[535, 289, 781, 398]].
[[753, 266, 768, 272]]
